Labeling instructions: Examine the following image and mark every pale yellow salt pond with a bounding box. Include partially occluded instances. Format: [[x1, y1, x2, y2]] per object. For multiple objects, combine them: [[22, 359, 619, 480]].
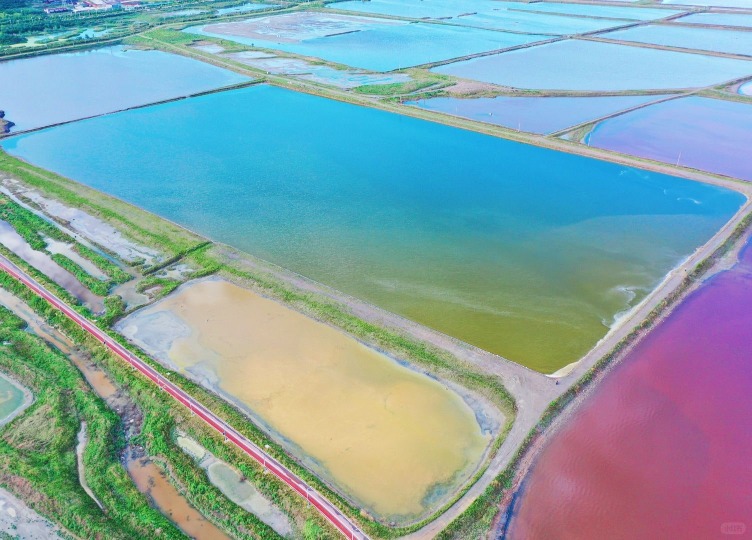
[[117, 278, 493, 520]]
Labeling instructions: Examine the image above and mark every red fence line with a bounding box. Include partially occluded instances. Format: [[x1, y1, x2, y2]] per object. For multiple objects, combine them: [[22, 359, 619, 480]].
[[0, 255, 367, 540]]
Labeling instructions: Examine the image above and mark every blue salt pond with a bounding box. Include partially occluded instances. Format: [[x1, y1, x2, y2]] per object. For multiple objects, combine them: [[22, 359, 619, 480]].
[[216, 3, 277, 15], [740, 80, 752, 95], [504, 1, 684, 20], [454, 11, 628, 35], [3, 85, 743, 373], [0, 45, 249, 131], [407, 94, 673, 134], [602, 24, 752, 57], [434, 39, 752, 90], [185, 13, 548, 71], [333, 0, 681, 22], [677, 12, 752, 28], [663, 0, 752, 7], [586, 96, 752, 181]]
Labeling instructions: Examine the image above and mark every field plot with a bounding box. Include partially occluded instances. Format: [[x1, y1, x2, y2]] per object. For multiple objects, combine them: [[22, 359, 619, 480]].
[[434, 39, 752, 90], [407, 94, 673, 134], [184, 12, 548, 71], [600, 24, 752, 57], [0, 45, 249, 132], [117, 278, 492, 521], [585, 97, 752, 181], [3, 85, 743, 373]]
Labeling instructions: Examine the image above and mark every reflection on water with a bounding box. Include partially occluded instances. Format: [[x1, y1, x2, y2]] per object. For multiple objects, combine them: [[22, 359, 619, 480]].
[[119, 278, 491, 520]]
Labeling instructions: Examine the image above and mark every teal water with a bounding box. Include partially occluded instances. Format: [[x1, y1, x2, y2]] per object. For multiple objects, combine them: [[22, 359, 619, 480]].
[[0, 373, 26, 425], [2, 86, 744, 373], [0, 45, 249, 131], [185, 14, 547, 71], [602, 24, 752, 57], [504, 2, 684, 21], [453, 11, 628, 35], [434, 39, 752, 90], [664, 0, 752, 7]]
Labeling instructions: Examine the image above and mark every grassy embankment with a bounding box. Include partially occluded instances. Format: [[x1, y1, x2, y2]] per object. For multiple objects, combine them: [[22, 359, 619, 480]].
[[0, 148, 518, 538], [436, 210, 752, 539], [0, 305, 183, 539], [0, 270, 325, 540]]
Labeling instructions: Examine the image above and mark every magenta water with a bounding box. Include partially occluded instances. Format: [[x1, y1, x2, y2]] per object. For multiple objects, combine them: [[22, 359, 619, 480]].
[[510, 239, 752, 539], [587, 96, 752, 181]]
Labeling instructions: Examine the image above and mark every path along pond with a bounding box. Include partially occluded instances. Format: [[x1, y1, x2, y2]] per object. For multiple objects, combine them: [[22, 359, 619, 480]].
[[1, 84, 744, 374]]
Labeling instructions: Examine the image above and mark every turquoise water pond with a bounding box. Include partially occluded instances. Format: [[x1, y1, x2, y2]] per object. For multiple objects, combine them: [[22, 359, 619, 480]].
[[407, 94, 673, 134], [434, 39, 752, 90], [185, 14, 547, 71], [2, 85, 743, 373], [663, 0, 752, 7], [602, 24, 752, 57], [677, 12, 752, 28], [332, 0, 681, 22], [0, 45, 249, 131]]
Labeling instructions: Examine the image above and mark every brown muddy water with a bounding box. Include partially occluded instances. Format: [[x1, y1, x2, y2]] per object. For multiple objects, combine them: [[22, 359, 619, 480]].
[[126, 454, 230, 540], [117, 277, 495, 520], [0, 221, 104, 313], [0, 288, 227, 539]]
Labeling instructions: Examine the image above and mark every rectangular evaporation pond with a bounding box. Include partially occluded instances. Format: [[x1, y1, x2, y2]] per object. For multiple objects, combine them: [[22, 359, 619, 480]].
[[1, 85, 744, 374], [434, 39, 752, 91], [677, 12, 752, 28], [664, 0, 752, 7], [586, 96, 752, 182], [0, 45, 250, 132], [331, 0, 501, 19], [184, 12, 548, 71], [501, 1, 685, 21], [453, 10, 630, 36], [406, 94, 674, 134], [601, 24, 752, 57]]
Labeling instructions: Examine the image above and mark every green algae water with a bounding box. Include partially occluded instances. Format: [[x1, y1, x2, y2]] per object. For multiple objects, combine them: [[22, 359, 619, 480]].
[[1, 86, 743, 373]]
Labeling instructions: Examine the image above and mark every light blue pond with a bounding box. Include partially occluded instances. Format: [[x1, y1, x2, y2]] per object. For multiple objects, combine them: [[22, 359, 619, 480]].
[[2, 85, 744, 371], [664, 0, 752, 7], [186, 15, 547, 71], [434, 40, 752, 91], [216, 3, 277, 15], [602, 24, 752, 57], [407, 94, 673, 134], [586, 96, 752, 182], [504, 2, 685, 21], [332, 0, 681, 22], [454, 11, 628, 35], [0, 45, 249, 131], [740, 80, 752, 95], [677, 12, 752, 28]]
